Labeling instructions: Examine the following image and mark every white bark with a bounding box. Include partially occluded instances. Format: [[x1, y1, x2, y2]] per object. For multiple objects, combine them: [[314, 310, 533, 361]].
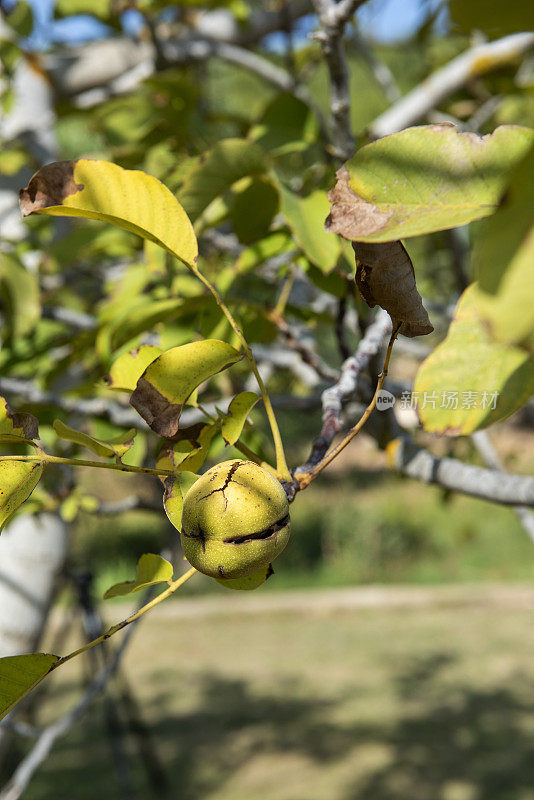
[[0, 514, 67, 658], [369, 32, 534, 139]]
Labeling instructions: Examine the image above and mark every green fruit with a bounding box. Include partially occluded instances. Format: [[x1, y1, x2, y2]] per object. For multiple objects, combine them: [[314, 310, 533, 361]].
[[180, 459, 290, 579], [216, 563, 274, 591]]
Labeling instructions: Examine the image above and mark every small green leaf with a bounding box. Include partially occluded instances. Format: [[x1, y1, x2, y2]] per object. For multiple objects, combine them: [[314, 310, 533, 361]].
[[19, 159, 198, 269], [279, 185, 341, 273], [414, 286, 534, 434], [0, 462, 43, 533], [104, 553, 173, 599], [163, 473, 199, 532], [0, 147, 28, 176], [0, 653, 59, 722], [0, 253, 40, 340], [157, 423, 219, 476], [179, 138, 265, 222], [106, 346, 163, 391], [130, 340, 243, 437], [472, 145, 534, 353], [449, 0, 534, 37], [0, 396, 38, 440], [327, 124, 534, 243], [5, 1, 33, 36], [250, 92, 318, 153], [54, 0, 111, 19], [230, 177, 279, 244], [235, 230, 294, 274], [53, 420, 136, 458], [220, 392, 259, 445], [156, 424, 204, 472]]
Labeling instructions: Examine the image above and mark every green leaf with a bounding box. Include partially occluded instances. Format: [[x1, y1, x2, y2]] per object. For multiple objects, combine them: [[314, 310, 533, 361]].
[[106, 346, 163, 391], [327, 125, 534, 243], [235, 230, 294, 274], [177, 425, 219, 473], [157, 423, 219, 475], [472, 145, 534, 354], [414, 286, 534, 434], [0, 147, 28, 176], [178, 138, 265, 222], [5, 1, 33, 36], [53, 420, 136, 459], [0, 653, 58, 722], [279, 185, 341, 273], [103, 553, 173, 599], [449, 0, 534, 37], [130, 340, 243, 437], [0, 253, 41, 339], [163, 473, 199, 533], [230, 177, 279, 244], [19, 159, 198, 269], [0, 461, 44, 533], [54, 0, 111, 19], [0, 397, 38, 440], [251, 92, 318, 153], [220, 391, 259, 445]]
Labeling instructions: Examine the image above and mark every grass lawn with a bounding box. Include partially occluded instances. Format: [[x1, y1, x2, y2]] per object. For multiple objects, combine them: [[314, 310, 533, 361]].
[[13, 592, 534, 800]]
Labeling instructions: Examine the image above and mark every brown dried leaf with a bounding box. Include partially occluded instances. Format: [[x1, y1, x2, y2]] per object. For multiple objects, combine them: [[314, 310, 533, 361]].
[[352, 241, 434, 338]]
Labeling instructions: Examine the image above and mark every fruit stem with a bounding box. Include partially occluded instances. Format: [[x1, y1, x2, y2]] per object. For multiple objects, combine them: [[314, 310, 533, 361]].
[[0, 454, 177, 478], [51, 567, 197, 670], [190, 264, 291, 481], [297, 323, 401, 489]]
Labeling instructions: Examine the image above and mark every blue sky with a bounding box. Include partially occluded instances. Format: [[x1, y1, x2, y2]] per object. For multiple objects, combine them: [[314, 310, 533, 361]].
[[17, 0, 447, 50]]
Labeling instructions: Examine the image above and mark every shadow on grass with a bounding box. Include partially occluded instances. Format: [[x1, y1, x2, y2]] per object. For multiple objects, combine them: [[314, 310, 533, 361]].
[[5, 655, 534, 800]]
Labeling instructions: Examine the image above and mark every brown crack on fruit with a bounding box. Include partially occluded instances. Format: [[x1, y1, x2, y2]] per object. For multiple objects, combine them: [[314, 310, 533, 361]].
[[196, 460, 246, 511], [224, 513, 290, 545], [19, 161, 84, 216]]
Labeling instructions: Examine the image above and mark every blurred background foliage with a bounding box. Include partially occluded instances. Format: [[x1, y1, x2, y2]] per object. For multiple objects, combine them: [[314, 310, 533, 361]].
[[0, 0, 533, 593]]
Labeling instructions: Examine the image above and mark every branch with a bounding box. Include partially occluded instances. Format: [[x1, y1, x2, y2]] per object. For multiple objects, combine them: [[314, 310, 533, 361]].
[[390, 436, 534, 508], [312, 0, 366, 159], [369, 32, 534, 138], [295, 308, 391, 476], [351, 30, 401, 104], [42, 306, 97, 331], [267, 311, 340, 383], [43, 2, 314, 99], [472, 431, 534, 541], [0, 377, 145, 429]]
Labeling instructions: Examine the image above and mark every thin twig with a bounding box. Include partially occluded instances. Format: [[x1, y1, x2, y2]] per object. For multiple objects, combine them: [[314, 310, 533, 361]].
[[472, 431, 534, 541], [295, 308, 392, 477], [268, 310, 340, 383], [296, 321, 400, 488], [369, 32, 534, 138], [311, 0, 366, 159]]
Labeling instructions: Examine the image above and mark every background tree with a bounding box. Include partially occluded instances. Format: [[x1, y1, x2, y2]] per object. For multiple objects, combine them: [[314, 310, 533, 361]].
[[0, 0, 533, 797]]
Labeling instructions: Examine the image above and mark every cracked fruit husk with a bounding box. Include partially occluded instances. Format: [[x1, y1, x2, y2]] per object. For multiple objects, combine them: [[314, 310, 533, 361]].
[[181, 459, 290, 579]]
